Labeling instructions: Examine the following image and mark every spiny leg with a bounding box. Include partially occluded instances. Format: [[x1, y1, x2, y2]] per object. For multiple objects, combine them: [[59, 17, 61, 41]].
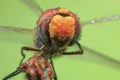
[[26, 73, 33, 80], [50, 56, 58, 80], [2, 70, 21, 80], [19, 45, 45, 66], [60, 40, 84, 55]]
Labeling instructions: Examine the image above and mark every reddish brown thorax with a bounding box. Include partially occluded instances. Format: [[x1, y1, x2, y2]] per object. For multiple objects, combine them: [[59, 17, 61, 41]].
[[18, 55, 54, 80]]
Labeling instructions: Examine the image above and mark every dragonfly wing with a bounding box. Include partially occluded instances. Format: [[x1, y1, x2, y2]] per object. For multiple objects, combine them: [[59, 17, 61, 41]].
[[0, 26, 34, 46], [67, 44, 120, 69], [21, 0, 44, 16], [82, 15, 120, 26], [83, 45, 120, 68]]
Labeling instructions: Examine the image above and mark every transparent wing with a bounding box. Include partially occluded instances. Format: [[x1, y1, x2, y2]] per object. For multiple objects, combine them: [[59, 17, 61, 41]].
[[82, 15, 120, 26], [66, 42, 120, 69], [0, 26, 34, 46], [80, 45, 120, 69], [21, 0, 44, 16]]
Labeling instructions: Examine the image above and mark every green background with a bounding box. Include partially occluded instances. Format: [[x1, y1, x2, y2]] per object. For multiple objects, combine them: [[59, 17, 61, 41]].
[[0, 0, 120, 80]]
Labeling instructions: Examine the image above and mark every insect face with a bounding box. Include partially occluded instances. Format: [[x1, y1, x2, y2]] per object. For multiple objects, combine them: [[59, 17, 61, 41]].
[[36, 8, 81, 48]]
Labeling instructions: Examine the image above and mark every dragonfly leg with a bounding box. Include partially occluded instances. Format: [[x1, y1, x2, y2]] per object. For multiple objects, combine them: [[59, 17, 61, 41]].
[[50, 56, 58, 80], [60, 40, 84, 55], [19, 45, 45, 66], [2, 70, 21, 80]]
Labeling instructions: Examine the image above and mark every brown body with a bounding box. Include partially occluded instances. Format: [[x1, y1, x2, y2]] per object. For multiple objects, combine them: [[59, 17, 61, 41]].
[[19, 55, 54, 80]]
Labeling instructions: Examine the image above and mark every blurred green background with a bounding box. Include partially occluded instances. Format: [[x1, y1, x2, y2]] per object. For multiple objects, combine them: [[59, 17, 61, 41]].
[[0, 0, 120, 80]]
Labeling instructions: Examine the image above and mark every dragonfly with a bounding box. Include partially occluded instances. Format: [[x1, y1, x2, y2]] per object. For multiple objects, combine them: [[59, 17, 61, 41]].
[[0, 0, 120, 80]]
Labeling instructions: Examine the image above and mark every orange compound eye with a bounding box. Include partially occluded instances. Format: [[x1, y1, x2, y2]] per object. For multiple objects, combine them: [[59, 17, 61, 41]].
[[49, 15, 76, 40]]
